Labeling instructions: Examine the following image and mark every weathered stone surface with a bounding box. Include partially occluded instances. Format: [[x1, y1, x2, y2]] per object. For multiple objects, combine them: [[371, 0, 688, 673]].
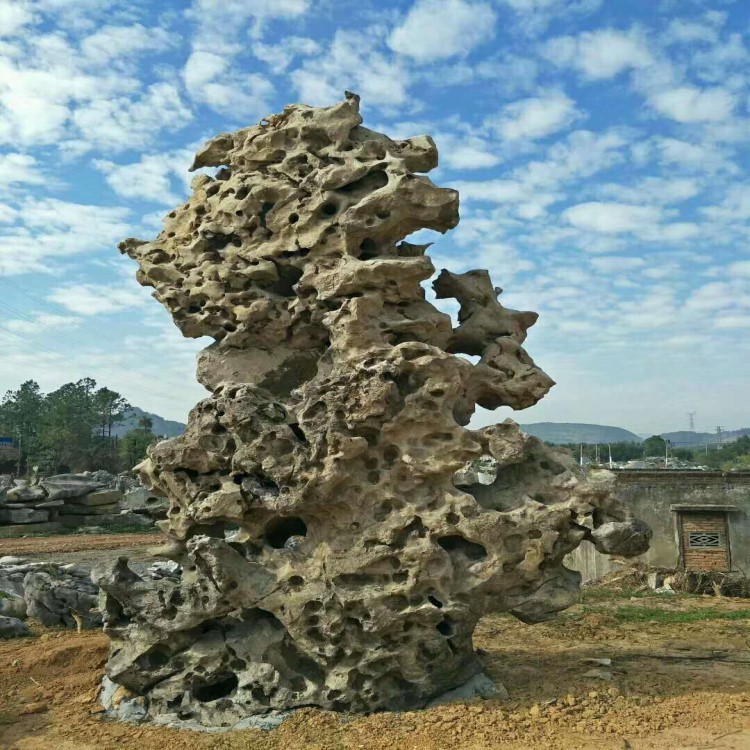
[[6, 485, 47, 503], [0, 614, 30, 638], [0, 507, 49, 524], [95, 94, 649, 726], [61, 504, 119, 516], [41, 475, 105, 501], [66, 489, 123, 506], [23, 570, 101, 629], [0, 594, 27, 619]]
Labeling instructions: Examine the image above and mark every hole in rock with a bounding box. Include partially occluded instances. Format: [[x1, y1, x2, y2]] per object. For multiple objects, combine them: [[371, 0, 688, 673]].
[[428, 594, 443, 609], [337, 170, 388, 194], [288, 423, 307, 442], [528, 529, 543, 539], [193, 673, 238, 702], [138, 646, 171, 670], [265, 516, 307, 548], [359, 238, 378, 259], [289, 213, 299, 223], [269, 264, 303, 297], [288, 576, 304, 589], [436, 619, 454, 637], [321, 202, 338, 216], [437, 535, 487, 561]]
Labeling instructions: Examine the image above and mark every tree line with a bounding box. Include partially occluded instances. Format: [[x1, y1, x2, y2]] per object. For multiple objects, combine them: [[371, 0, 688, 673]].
[[0, 378, 158, 476], [562, 435, 750, 471]]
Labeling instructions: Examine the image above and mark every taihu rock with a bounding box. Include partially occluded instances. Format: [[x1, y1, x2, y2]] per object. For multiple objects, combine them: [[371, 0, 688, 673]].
[[94, 94, 650, 726]]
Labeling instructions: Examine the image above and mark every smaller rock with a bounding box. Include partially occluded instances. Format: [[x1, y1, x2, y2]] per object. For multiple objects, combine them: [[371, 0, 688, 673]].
[[0, 507, 49, 524], [6, 485, 47, 502], [0, 614, 31, 637], [0, 556, 24, 565], [427, 673, 508, 707], [582, 669, 613, 681]]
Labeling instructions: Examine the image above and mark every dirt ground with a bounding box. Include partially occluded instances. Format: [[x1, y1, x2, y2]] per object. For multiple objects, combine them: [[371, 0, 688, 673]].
[[2, 585, 750, 750], [0, 532, 159, 558]]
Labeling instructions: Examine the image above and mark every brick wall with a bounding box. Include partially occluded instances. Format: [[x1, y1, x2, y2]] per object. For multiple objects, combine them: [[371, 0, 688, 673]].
[[680, 512, 730, 571]]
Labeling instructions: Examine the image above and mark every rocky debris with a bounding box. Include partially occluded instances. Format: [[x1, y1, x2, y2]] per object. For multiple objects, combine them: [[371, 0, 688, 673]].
[[95, 94, 650, 726], [119, 487, 169, 520], [24, 568, 101, 629], [0, 614, 30, 637], [0, 471, 159, 535]]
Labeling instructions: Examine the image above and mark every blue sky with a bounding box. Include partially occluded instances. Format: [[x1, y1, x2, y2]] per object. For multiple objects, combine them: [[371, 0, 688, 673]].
[[0, 0, 748, 434]]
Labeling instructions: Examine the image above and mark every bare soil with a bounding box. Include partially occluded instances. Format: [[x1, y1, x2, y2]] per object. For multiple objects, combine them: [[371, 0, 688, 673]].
[[1, 539, 749, 749], [0, 533, 160, 572]]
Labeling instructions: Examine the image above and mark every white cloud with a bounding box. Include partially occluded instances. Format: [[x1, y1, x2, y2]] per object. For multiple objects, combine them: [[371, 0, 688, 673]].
[[651, 137, 737, 174], [188, 0, 310, 40], [664, 18, 720, 46], [291, 30, 411, 108], [253, 36, 319, 72], [71, 82, 192, 151], [729, 261, 750, 278], [564, 201, 663, 233], [544, 28, 652, 79], [493, 92, 580, 141], [5, 312, 81, 334], [182, 48, 274, 118], [80, 24, 172, 68], [0, 199, 131, 275], [649, 85, 735, 123], [596, 177, 701, 205], [388, 0, 496, 62], [0, 0, 35, 36], [702, 185, 750, 222], [0, 152, 46, 187], [47, 283, 147, 315], [590, 256, 645, 272], [94, 149, 194, 204]]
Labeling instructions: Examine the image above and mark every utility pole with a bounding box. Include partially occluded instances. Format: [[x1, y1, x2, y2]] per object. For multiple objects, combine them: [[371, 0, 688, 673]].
[[579, 444, 583, 467], [608, 443, 613, 468], [688, 412, 696, 432], [16, 433, 22, 478], [665, 439, 669, 468], [716, 426, 723, 447]]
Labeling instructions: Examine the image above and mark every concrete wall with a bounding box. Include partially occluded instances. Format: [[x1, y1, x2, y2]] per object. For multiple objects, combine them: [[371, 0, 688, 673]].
[[567, 470, 750, 581]]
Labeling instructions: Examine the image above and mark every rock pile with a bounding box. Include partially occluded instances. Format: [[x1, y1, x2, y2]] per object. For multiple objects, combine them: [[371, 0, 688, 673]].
[[0, 472, 162, 535], [94, 94, 650, 727], [0, 556, 101, 636]]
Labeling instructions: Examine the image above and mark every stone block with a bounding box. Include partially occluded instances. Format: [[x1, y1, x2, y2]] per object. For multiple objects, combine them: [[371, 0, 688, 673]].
[[61, 503, 118, 516], [41, 475, 104, 501], [0, 507, 49, 524], [6, 485, 47, 503], [66, 489, 123, 507]]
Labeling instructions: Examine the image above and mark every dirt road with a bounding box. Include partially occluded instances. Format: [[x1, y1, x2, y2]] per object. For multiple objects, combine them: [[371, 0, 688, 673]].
[[0, 533, 161, 572], [2, 591, 750, 750]]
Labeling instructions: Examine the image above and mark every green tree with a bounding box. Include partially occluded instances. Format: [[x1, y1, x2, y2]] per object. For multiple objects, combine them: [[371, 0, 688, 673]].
[[119, 416, 156, 470], [34, 378, 99, 473], [0, 380, 44, 473], [643, 435, 667, 457], [93, 387, 131, 438]]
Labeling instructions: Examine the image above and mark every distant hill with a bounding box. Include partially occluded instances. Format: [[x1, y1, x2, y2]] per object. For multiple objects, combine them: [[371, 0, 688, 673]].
[[112, 407, 186, 438], [520, 423, 643, 445], [661, 428, 750, 447]]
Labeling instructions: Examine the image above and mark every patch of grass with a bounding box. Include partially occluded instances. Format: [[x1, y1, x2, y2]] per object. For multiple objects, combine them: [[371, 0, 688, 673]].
[[0, 590, 8, 599], [613, 606, 750, 624]]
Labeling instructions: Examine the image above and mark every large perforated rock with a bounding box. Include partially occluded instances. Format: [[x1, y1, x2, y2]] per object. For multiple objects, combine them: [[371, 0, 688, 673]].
[[94, 94, 649, 726]]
